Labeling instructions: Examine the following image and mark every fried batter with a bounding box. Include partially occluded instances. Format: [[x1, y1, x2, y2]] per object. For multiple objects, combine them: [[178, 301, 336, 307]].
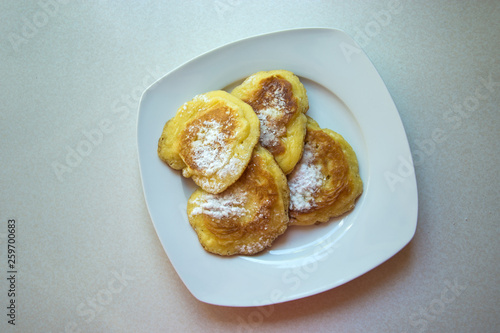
[[187, 145, 289, 256], [288, 117, 363, 225], [231, 70, 308, 174], [158, 90, 260, 194]]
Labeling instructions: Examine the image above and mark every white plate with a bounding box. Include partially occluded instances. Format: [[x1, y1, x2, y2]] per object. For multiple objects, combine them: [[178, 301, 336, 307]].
[[137, 28, 418, 306]]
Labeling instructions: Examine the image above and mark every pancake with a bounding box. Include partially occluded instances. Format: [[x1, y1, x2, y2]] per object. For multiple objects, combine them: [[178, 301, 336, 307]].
[[288, 117, 363, 225], [187, 145, 289, 256], [158, 90, 260, 194], [231, 70, 308, 174]]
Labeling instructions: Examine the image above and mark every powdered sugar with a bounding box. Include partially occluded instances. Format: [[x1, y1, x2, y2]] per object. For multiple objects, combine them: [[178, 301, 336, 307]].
[[288, 147, 325, 211], [256, 109, 284, 148], [190, 191, 248, 219], [256, 86, 288, 148], [217, 155, 244, 178], [190, 120, 231, 176], [259, 106, 282, 119], [235, 239, 267, 254], [193, 93, 211, 103], [262, 84, 287, 110]]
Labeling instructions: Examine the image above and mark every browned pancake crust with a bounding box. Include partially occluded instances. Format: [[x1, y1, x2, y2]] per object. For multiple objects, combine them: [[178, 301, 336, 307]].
[[179, 105, 237, 172], [187, 145, 289, 256], [245, 75, 298, 155], [231, 70, 308, 174], [288, 117, 363, 225], [157, 90, 260, 194]]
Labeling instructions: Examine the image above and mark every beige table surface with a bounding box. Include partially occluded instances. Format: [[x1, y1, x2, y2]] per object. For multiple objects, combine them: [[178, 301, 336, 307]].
[[1, 1, 499, 332]]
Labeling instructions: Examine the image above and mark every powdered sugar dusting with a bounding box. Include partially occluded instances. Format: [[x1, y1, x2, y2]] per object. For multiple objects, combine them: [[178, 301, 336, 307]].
[[235, 239, 268, 254], [217, 155, 244, 179], [256, 85, 288, 148], [288, 147, 325, 211], [191, 191, 248, 219], [190, 120, 231, 176], [257, 108, 286, 148], [193, 93, 211, 103]]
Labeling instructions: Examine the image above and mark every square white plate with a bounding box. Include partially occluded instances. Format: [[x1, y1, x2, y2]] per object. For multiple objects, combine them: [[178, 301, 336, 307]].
[[137, 28, 418, 306]]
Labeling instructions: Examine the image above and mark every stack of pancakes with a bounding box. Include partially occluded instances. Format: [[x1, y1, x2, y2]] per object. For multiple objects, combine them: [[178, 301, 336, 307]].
[[158, 70, 363, 256]]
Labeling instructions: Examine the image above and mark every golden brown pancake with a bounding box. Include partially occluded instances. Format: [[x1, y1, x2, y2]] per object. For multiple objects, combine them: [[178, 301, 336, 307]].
[[187, 145, 289, 256], [158, 90, 260, 194], [231, 70, 308, 174], [287, 117, 363, 225]]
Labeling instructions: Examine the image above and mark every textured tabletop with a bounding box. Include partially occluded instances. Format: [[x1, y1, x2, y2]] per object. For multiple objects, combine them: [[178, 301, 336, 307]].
[[1, 1, 499, 332]]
